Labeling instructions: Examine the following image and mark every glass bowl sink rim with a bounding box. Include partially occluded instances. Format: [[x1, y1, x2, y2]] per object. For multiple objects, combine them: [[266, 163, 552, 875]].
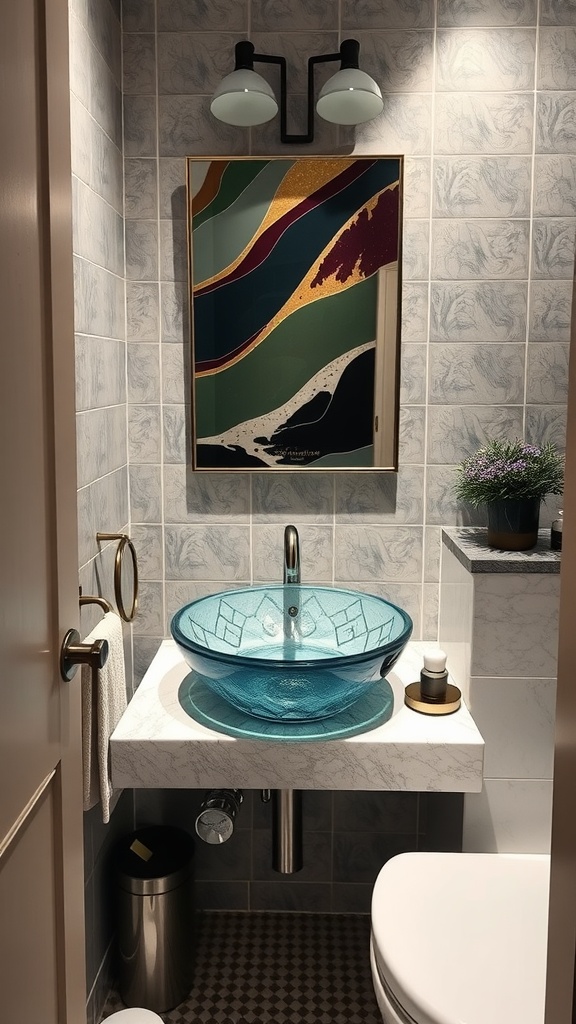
[[170, 584, 413, 672]]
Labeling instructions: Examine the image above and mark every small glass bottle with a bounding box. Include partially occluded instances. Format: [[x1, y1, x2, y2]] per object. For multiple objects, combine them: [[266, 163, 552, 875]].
[[551, 510, 563, 551]]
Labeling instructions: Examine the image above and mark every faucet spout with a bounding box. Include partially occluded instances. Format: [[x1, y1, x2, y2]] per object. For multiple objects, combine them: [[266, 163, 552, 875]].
[[283, 525, 300, 585]]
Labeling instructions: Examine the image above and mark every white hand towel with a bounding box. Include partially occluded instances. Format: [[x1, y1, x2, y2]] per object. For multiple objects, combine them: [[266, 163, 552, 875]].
[[81, 611, 127, 823]]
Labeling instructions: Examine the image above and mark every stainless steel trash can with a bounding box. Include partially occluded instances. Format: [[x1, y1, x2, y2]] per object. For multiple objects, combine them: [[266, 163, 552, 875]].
[[114, 826, 195, 1013]]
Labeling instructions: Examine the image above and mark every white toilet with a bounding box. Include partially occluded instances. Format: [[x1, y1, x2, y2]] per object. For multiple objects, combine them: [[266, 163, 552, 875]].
[[104, 1010, 162, 1023], [370, 852, 550, 1024]]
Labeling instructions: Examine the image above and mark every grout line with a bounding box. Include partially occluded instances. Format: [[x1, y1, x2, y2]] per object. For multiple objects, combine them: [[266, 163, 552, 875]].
[[523, 0, 541, 438]]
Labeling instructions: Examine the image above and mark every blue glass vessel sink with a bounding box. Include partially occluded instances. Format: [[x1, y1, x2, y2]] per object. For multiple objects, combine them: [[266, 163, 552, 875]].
[[171, 585, 412, 722]]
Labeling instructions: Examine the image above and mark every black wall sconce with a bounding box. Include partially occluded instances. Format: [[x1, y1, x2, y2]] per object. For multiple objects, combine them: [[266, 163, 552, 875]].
[[210, 38, 384, 144]]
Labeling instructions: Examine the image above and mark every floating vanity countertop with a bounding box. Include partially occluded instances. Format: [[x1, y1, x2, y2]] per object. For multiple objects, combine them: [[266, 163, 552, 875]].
[[442, 528, 561, 574], [111, 641, 484, 793]]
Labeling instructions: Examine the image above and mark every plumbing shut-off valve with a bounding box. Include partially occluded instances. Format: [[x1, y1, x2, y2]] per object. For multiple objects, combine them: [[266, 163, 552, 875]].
[[195, 789, 243, 844]]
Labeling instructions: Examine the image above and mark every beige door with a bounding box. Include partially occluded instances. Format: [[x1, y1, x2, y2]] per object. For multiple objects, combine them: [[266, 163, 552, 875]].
[[0, 0, 86, 1021]]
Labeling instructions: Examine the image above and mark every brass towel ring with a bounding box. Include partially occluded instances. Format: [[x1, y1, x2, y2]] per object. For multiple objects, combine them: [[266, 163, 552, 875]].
[[96, 532, 139, 622]]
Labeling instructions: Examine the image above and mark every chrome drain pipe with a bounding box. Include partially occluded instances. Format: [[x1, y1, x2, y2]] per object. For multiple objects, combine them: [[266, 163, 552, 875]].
[[272, 789, 303, 874], [195, 789, 243, 844]]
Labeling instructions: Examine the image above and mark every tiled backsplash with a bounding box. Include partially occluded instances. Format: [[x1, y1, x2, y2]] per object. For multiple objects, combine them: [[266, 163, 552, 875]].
[[123, 0, 575, 679]]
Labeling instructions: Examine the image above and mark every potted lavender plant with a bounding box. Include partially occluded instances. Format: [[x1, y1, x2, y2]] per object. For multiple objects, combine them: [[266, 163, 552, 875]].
[[454, 438, 564, 550]]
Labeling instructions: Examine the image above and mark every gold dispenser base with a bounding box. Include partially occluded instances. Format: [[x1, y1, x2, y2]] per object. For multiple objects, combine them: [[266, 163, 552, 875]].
[[404, 682, 462, 715]]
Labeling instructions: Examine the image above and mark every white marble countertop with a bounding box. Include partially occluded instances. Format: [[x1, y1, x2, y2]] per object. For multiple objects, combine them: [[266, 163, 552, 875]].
[[111, 640, 484, 792]]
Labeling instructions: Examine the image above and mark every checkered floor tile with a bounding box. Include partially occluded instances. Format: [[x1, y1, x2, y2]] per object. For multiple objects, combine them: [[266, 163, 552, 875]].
[[101, 911, 382, 1023]]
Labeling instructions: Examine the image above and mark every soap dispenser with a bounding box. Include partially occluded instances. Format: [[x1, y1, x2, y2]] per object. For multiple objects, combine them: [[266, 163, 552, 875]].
[[404, 649, 461, 715]]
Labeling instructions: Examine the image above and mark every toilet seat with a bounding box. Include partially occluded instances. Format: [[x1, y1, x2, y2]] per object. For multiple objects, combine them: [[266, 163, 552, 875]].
[[371, 852, 550, 1024]]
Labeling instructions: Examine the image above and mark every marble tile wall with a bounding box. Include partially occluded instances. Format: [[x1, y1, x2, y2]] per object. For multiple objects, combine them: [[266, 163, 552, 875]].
[[69, 2, 135, 1021], [122, 0, 575, 680], [439, 545, 558, 854]]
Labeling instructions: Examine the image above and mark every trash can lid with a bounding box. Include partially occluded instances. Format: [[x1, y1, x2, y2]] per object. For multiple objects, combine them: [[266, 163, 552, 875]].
[[115, 826, 195, 895]]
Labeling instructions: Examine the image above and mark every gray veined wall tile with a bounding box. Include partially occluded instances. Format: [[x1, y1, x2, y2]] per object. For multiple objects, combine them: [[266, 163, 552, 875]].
[[91, 119, 123, 214], [75, 336, 126, 412], [434, 93, 534, 154], [400, 345, 427, 405], [333, 526, 423, 583], [252, 473, 334, 522], [437, 0, 537, 26], [165, 524, 251, 580], [127, 345, 161, 404], [426, 464, 484, 525], [430, 282, 528, 342], [157, 0, 248, 31], [401, 283, 429, 342], [428, 344, 525, 405], [124, 95, 157, 157], [351, 95, 432, 157], [251, 0, 337, 31], [158, 32, 245, 95], [536, 92, 576, 153], [538, 28, 576, 89], [76, 405, 127, 489], [128, 405, 162, 463], [252, 523, 333, 582], [402, 221, 430, 281], [70, 92, 91, 185], [335, 467, 424, 524], [533, 156, 576, 216], [431, 220, 530, 279], [124, 159, 158, 219], [163, 405, 188, 463], [343, 581, 423, 638], [436, 28, 536, 92], [541, 0, 576, 23], [129, 464, 162, 523], [164, 581, 245, 628], [159, 158, 187, 219], [531, 219, 576, 279], [73, 256, 125, 340], [77, 467, 129, 569], [135, 581, 164, 635], [526, 343, 570, 404], [91, 57, 123, 151], [433, 157, 531, 218], [427, 406, 524, 464], [130, 525, 163, 581], [161, 282, 189, 343], [424, 526, 442, 583], [398, 407, 426, 464], [123, 34, 157, 94], [525, 405, 568, 450], [353, 31, 434, 93], [343, 0, 434, 28], [251, 94, 339, 155], [251, 34, 340, 95], [72, 177, 124, 277], [127, 282, 160, 342], [162, 344, 187, 404], [160, 220, 188, 282], [163, 464, 250, 522], [69, 13, 91, 109], [159, 96, 249, 157], [125, 220, 159, 281], [123, 0, 155, 32], [422, 583, 439, 642], [404, 159, 431, 219], [529, 281, 574, 341]]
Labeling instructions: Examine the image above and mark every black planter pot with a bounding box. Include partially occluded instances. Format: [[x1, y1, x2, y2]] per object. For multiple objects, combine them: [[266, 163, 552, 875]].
[[486, 497, 540, 551]]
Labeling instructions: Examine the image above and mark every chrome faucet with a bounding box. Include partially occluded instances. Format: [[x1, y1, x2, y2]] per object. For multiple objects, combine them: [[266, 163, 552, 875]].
[[283, 524, 300, 584]]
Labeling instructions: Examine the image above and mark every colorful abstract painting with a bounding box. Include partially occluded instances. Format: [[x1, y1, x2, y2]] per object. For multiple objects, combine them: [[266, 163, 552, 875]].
[[187, 156, 402, 471]]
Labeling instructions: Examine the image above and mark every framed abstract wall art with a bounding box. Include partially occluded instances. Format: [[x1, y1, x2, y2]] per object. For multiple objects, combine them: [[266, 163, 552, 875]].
[[186, 155, 402, 471]]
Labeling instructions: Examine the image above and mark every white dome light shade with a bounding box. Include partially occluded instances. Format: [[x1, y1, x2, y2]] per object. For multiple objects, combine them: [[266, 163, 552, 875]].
[[316, 68, 384, 125], [210, 69, 278, 127]]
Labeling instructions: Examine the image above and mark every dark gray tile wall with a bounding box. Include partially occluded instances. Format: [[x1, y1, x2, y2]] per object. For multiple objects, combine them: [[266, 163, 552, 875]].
[[134, 789, 463, 914]]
